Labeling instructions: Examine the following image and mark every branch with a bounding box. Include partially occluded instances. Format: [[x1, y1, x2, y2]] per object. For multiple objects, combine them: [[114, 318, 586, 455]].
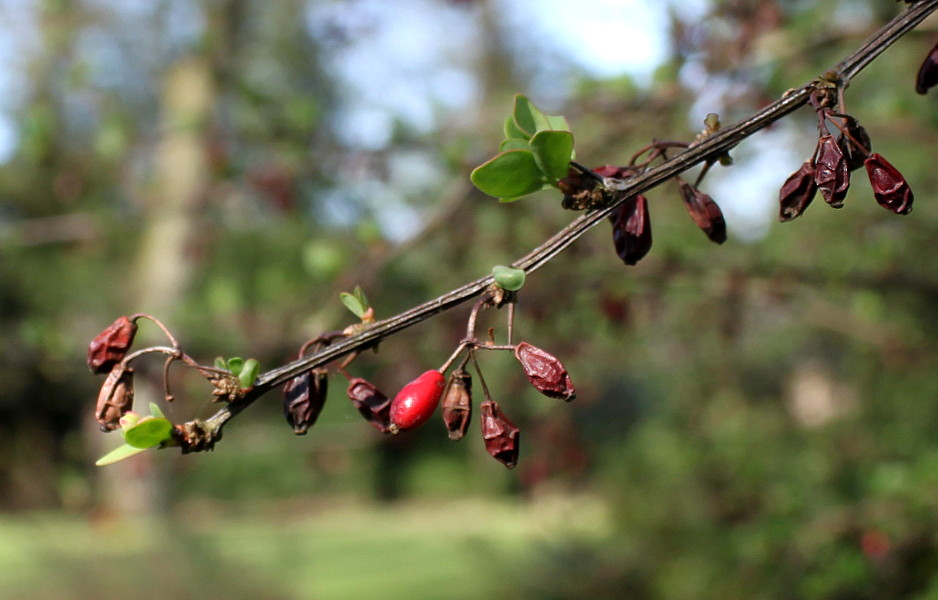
[[196, 0, 938, 442]]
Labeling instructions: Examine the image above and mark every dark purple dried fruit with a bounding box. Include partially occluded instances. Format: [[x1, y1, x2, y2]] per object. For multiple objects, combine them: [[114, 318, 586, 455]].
[[283, 369, 328, 435], [95, 366, 134, 432], [779, 161, 818, 222], [916, 42, 938, 95], [480, 399, 520, 469], [814, 134, 850, 207], [514, 342, 575, 402], [611, 194, 652, 265], [442, 369, 472, 441], [346, 377, 392, 433], [864, 153, 914, 215], [87, 316, 138, 374], [835, 116, 872, 172], [677, 179, 727, 244]]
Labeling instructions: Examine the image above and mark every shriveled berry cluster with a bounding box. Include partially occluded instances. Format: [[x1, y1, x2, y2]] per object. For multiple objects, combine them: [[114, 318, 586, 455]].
[[284, 286, 576, 469], [779, 86, 913, 221], [87, 314, 256, 451], [559, 118, 731, 268]]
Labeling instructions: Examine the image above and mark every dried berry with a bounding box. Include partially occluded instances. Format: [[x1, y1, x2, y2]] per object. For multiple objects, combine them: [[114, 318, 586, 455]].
[[515, 342, 576, 402], [389, 370, 446, 433], [677, 180, 727, 244], [480, 399, 520, 469], [346, 377, 392, 433], [835, 116, 872, 172], [916, 42, 938, 95], [283, 369, 328, 435], [611, 194, 652, 265], [441, 369, 472, 441], [814, 134, 850, 207], [87, 316, 138, 374], [864, 153, 914, 215], [95, 366, 135, 432], [779, 161, 818, 222]]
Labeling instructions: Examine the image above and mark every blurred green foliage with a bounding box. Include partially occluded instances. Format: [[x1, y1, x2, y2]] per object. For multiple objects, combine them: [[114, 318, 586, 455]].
[[3, 0, 938, 598]]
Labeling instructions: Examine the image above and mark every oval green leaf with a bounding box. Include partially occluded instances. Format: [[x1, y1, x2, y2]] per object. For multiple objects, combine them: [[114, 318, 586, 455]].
[[340, 292, 366, 319], [123, 417, 174, 449], [499, 138, 530, 152], [226, 357, 244, 376], [149, 402, 165, 419], [96, 443, 149, 467], [238, 358, 259, 389], [503, 115, 530, 141], [512, 94, 551, 136], [529, 130, 575, 182], [470, 149, 546, 200], [492, 265, 526, 291]]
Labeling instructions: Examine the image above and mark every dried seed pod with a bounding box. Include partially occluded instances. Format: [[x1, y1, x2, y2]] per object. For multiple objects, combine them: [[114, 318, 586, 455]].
[[677, 180, 727, 244], [480, 399, 520, 469], [442, 369, 472, 441], [389, 370, 446, 434], [814, 134, 850, 207], [864, 153, 914, 215], [779, 161, 819, 222], [87, 316, 138, 374], [95, 366, 135, 432], [515, 342, 576, 402], [611, 194, 652, 265], [346, 377, 392, 433], [835, 116, 872, 172], [283, 369, 328, 435], [916, 42, 938, 95]]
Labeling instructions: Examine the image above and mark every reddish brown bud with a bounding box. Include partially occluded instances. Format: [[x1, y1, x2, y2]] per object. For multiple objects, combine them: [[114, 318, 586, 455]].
[[283, 370, 328, 435], [814, 134, 850, 207], [95, 366, 134, 432], [677, 180, 727, 244], [87, 316, 138, 374], [514, 342, 576, 402], [779, 161, 818, 222], [441, 369, 472, 441], [916, 42, 938, 95], [611, 194, 652, 265], [835, 116, 872, 172], [346, 377, 392, 433], [480, 399, 520, 469], [864, 153, 914, 215]]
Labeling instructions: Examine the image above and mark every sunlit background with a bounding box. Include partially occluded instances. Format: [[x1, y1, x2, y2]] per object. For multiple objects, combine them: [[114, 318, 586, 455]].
[[3, 1, 938, 598]]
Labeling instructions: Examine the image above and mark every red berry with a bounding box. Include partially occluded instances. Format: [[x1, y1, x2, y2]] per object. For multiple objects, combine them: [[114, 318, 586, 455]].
[[389, 370, 446, 434]]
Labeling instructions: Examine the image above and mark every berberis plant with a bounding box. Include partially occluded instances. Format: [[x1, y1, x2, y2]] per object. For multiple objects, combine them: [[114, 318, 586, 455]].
[[87, 1, 938, 469]]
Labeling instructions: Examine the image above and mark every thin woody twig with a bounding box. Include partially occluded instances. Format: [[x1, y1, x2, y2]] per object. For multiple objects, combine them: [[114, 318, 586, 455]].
[[179, 0, 938, 449]]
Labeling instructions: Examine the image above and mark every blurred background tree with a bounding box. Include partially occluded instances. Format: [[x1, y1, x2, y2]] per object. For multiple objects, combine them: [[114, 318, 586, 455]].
[[2, 0, 938, 598]]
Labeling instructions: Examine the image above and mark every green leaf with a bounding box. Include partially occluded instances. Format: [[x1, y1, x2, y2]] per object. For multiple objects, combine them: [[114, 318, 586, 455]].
[[149, 402, 165, 419], [545, 114, 571, 132], [225, 357, 244, 376], [353, 286, 369, 310], [470, 150, 546, 200], [529, 130, 575, 182], [499, 138, 530, 152], [503, 115, 530, 141], [238, 358, 259, 389], [512, 95, 551, 136], [214, 356, 227, 370], [123, 417, 174, 449], [340, 292, 366, 319], [492, 265, 526, 291], [95, 444, 149, 466]]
